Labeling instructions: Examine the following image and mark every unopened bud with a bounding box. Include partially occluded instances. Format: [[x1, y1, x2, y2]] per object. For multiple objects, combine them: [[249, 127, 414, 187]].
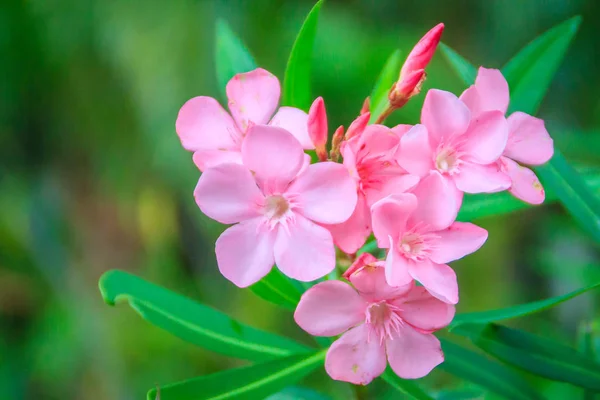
[[360, 97, 370, 115], [389, 69, 426, 108], [329, 125, 345, 161], [399, 23, 444, 81], [345, 112, 370, 140], [307, 97, 328, 161]]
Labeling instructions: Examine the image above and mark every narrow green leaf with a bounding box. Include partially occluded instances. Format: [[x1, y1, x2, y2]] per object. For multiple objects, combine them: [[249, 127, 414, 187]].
[[215, 19, 257, 99], [380, 367, 434, 400], [369, 49, 402, 124], [282, 0, 324, 109], [248, 268, 303, 310], [99, 270, 310, 361], [578, 323, 597, 400], [451, 281, 600, 328], [454, 323, 600, 390], [147, 350, 326, 400], [265, 386, 332, 400], [502, 16, 582, 115], [439, 338, 542, 400], [439, 43, 477, 86]]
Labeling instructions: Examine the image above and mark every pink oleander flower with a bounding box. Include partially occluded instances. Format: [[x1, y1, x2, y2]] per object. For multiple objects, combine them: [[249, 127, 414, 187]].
[[194, 125, 357, 287], [371, 172, 488, 304], [326, 121, 420, 254], [460, 67, 554, 204], [294, 253, 455, 384], [397, 89, 511, 196], [176, 68, 315, 171]]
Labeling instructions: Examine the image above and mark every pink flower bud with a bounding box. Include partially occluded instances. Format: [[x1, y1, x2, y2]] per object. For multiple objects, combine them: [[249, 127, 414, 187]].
[[360, 97, 370, 115], [389, 69, 426, 108], [329, 125, 345, 161], [399, 23, 444, 81], [345, 112, 370, 140], [308, 97, 328, 161]]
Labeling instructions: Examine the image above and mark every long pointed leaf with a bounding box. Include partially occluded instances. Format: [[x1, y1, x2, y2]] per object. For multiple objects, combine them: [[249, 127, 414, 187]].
[[439, 43, 477, 86], [248, 268, 303, 310], [380, 367, 434, 400], [369, 49, 402, 123], [99, 270, 310, 361]]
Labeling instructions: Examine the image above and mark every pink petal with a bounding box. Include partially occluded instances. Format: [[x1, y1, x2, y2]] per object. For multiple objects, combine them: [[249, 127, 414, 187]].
[[270, 107, 314, 149], [394, 286, 455, 332], [365, 173, 420, 206], [274, 214, 335, 281], [461, 67, 509, 115], [462, 110, 508, 164], [454, 161, 511, 194], [326, 193, 371, 254], [350, 262, 413, 302], [397, 124, 434, 177], [358, 124, 400, 157], [385, 242, 414, 287], [194, 163, 264, 224], [325, 324, 387, 385], [386, 324, 444, 379], [458, 86, 482, 116], [294, 280, 366, 337], [241, 125, 305, 194], [306, 97, 327, 149], [226, 68, 280, 131], [391, 124, 413, 138], [192, 149, 242, 171], [421, 89, 471, 144], [408, 171, 458, 231], [408, 260, 458, 304], [500, 157, 546, 205], [371, 193, 418, 248], [288, 162, 357, 224], [176, 96, 241, 151], [428, 222, 488, 264], [215, 218, 276, 287], [505, 112, 554, 165]]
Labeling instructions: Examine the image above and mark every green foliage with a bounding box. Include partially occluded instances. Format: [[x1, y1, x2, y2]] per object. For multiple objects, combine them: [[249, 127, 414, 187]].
[[380, 367, 434, 399], [248, 268, 304, 311], [439, 43, 477, 87], [369, 49, 402, 123]]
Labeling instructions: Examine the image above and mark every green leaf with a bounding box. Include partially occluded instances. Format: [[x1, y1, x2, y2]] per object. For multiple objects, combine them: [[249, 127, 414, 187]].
[[578, 323, 597, 400], [99, 270, 310, 361], [450, 281, 600, 328], [282, 0, 324, 109], [265, 386, 332, 400], [369, 49, 402, 124], [439, 338, 542, 400], [454, 323, 600, 391], [502, 16, 582, 115], [215, 19, 257, 99], [147, 350, 326, 400], [439, 43, 477, 86], [380, 367, 434, 400], [248, 268, 303, 310]]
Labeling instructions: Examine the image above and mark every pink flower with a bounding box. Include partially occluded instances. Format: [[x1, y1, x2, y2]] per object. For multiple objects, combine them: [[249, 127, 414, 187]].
[[397, 89, 511, 195], [326, 122, 419, 254], [307, 97, 328, 161], [371, 172, 488, 304], [176, 68, 315, 171], [193, 125, 357, 287], [294, 254, 455, 384], [460, 67, 554, 204], [399, 23, 444, 82]]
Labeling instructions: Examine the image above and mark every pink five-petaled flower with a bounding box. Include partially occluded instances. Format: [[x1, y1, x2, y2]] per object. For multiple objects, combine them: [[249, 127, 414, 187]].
[[176, 68, 315, 171], [397, 88, 511, 198], [326, 122, 420, 254], [194, 125, 357, 287], [371, 171, 488, 304], [460, 67, 554, 204], [294, 253, 455, 385]]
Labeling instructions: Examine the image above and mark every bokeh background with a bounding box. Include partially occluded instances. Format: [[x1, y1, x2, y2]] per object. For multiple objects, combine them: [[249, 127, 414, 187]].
[[2, 0, 600, 399]]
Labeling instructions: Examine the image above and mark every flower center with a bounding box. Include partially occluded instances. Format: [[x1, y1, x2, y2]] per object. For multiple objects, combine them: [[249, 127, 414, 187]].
[[365, 301, 403, 344], [399, 232, 426, 260], [264, 195, 291, 221], [435, 146, 461, 175]]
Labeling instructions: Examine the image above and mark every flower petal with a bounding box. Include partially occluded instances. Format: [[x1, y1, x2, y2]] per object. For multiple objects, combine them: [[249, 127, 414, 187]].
[[270, 106, 314, 149], [326, 193, 371, 254], [194, 163, 264, 224], [505, 112, 554, 165], [176, 96, 241, 151], [461, 67, 509, 116], [226, 68, 280, 130], [192, 149, 242, 171], [288, 162, 358, 224], [421, 89, 471, 144], [325, 324, 387, 385], [501, 156, 546, 205], [397, 124, 435, 177], [241, 125, 305, 193], [371, 193, 418, 248], [394, 286, 455, 332], [408, 260, 458, 304], [215, 218, 276, 287], [408, 171, 458, 231], [274, 214, 335, 281], [462, 110, 508, 164], [454, 161, 511, 194], [385, 241, 414, 287], [386, 324, 444, 379], [294, 280, 366, 337], [350, 262, 413, 302], [365, 173, 420, 206], [391, 124, 413, 138], [428, 222, 488, 264]]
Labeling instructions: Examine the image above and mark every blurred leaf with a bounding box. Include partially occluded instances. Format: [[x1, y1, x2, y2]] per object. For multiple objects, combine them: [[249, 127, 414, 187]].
[[99, 270, 310, 361], [282, 0, 324, 110], [454, 323, 600, 390], [369, 49, 402, 123], [502, 16, 582, 115], [578, 323, 596, 400], [248, 268, 303, 310], [450, 280, 600, 328], [380, 367, 434, 400], [435, 389, 485, 400], [439, 338, 542, 400], [265, 386, 332, 400], [215, 19, 257, 99], [146, 350, 326, 400], [439, 43, 477, 87]]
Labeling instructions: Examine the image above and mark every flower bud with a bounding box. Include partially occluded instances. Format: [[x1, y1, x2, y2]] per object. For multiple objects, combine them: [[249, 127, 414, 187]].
[[345, 112, 370, 140], [399, 23, 444, 81], [389, 69, 425, 108], [360, 97, 370, 115], [329, 125, 345, 161], [307, 97, 328, 161]]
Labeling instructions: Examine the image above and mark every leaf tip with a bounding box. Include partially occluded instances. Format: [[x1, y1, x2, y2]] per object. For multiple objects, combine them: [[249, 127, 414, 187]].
[[98, 269, 123, 306]]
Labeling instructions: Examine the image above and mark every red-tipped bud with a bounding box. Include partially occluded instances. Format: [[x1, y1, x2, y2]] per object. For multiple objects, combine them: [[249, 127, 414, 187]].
[[360, 97, 370, 115], [389, 69, 426, 108], [345, 112, 370, 140], [308, 97, 328, 161], [329, 125, 345, 161], [399, 23, 444, 81]]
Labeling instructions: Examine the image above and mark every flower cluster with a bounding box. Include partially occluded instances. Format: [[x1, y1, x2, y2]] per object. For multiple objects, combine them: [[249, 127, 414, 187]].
[[175, 23, 553, 385]]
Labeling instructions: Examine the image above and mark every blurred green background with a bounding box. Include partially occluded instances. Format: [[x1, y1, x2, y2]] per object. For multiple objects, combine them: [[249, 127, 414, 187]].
[[1, 0, 600, 399]]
